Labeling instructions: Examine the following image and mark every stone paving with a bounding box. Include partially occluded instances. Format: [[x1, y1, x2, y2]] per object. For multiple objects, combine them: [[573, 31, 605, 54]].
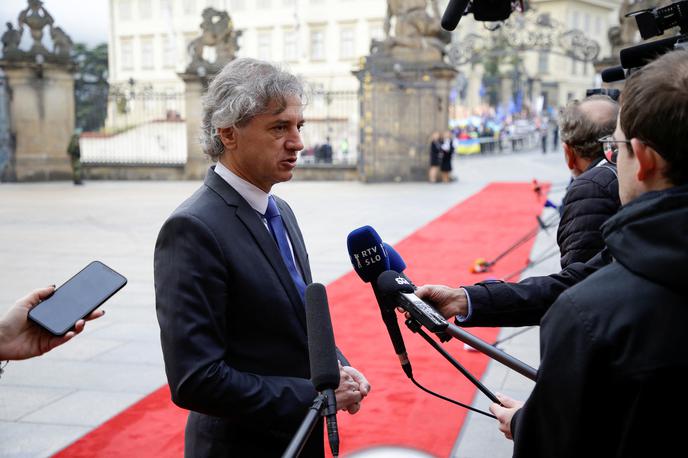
[[0, 150, 570, 457]]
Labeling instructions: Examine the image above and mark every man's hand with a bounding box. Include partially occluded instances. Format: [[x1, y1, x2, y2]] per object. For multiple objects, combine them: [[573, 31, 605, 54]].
[[415, 284, 468, 319], [334, 362, 371, 414], [0, 286, 105, 361], [489, 393, 524, 440]]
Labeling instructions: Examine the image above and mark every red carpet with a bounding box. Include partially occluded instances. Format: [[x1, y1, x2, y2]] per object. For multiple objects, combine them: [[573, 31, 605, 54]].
[[54, 182, 547, 458]]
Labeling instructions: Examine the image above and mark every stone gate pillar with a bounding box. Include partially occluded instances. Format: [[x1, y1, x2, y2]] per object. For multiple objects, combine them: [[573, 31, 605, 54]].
[[354, 57, 457, 182], [179, 73, 209, 180], [0, 61, 75, 181]]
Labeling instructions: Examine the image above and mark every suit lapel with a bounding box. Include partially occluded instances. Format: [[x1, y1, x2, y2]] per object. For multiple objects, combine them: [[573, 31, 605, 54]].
[[204, 169, 307, 333]]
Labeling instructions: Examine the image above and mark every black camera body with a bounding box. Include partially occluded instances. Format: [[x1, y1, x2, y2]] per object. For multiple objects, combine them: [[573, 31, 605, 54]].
[[586, 88, 621, 101], [631, 0, 688, 39]]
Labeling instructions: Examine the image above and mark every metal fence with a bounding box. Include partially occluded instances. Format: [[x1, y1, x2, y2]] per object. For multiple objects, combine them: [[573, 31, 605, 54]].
[[299, 90, 358, 166], [80, 87, 187, 166]]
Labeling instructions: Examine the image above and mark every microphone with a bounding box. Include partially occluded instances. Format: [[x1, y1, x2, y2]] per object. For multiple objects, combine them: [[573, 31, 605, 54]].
[[620, 35, 681, 69], [305, 283, 340, 457], [376, 270, 449, 333], [601, 65, 626, 83], [347, 226, 412, 378], [441, 0, 471, 31], [383, 242, 415, 288]]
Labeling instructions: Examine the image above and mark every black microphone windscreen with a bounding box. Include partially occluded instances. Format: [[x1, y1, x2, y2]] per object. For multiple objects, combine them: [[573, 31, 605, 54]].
[[620, 35, 680, 69], [305, 283, 340, 392], [601, 66, 626, 83], [442, 0, 471, 31], [376, 270, 415, 296]]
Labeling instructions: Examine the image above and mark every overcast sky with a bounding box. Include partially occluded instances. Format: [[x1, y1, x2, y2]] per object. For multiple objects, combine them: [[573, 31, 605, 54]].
[[0, 0, 109, 48]]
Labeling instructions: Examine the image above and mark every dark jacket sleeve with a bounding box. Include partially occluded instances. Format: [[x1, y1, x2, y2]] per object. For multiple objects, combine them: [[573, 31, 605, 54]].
[[154, 213, 317, 429], [557, 166, 620, 268], [460, 249, 611, 327]]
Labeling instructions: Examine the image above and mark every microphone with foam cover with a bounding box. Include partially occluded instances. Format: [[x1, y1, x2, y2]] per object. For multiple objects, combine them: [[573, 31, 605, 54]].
[[601, 65, 626, 83], [305, 283, 340, 457], [347, 226, 412, 378], [441, 0, 471, 31]]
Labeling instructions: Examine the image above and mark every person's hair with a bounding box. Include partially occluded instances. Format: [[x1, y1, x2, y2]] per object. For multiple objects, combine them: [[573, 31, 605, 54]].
[[558, 94, 618, 160], [200, 58, 304, 160], [620, 50, 688, 185]]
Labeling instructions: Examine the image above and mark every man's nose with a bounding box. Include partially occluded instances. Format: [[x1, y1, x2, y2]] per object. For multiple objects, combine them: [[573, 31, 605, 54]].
[[286, 129, 304, 151]]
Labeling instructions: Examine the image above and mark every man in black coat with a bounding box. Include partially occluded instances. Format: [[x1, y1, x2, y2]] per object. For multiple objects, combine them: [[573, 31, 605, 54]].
[[488, 50, 688, 457], [556, 95, 620, 267], [154, 58, 370, 457]]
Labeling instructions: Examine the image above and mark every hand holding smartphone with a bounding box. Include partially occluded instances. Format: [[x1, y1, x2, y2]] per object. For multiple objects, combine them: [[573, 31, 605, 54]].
[[28, 261, 127, 336]]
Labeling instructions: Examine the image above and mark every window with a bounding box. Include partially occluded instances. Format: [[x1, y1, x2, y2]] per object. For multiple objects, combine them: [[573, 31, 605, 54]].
[[571, 11, 580, 30], [141, 35, 154, 70], [183, 0, 195, 15], [120, 37, 134, 70], [139, 0, 152, 19], [583, 13, 590, 33], [369, 21, 384, 42], [257, 30, 272, 60], [161, 0, 173, 17], [119, 0, 132, 21], [571, 57, 578, 76], [283, 0, 296, 6], [283, 29, 298, 62], [163, 35, 176, 68], [230, 0, 246, 10], [538, 51, 549, 74], [257, 0, 271, 8], [310, 28, 325, 61], [340, 25, 355, 60], [206, 0, 219, 7], [595, 17, 603, 35]]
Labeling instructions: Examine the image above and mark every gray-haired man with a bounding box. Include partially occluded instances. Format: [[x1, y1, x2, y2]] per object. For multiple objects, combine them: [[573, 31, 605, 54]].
[[154, 58, 369, 457]]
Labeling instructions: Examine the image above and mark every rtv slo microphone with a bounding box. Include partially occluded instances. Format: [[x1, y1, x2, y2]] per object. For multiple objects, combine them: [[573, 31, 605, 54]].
[[305, 283, 340, 457], [347, 226, 413, 378]]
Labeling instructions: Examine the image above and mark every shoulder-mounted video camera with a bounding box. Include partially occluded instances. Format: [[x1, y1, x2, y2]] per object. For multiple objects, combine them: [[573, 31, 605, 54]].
[[586, 88, 621, 101], [602, 0, 688, 83]]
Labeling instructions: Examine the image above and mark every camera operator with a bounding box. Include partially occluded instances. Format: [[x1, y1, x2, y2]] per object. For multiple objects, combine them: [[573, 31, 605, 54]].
[[485, 50, 688, 456]]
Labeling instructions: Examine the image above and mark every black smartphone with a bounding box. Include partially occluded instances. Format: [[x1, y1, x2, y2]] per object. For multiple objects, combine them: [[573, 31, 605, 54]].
[[28, 261, 127, 336]]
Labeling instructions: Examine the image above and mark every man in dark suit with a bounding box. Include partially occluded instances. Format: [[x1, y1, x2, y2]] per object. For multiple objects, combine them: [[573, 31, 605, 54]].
[[155, 58, 370, 457]]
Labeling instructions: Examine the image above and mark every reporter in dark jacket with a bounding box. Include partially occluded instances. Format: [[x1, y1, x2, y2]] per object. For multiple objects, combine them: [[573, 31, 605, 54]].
[[556, 95, 621, 267]]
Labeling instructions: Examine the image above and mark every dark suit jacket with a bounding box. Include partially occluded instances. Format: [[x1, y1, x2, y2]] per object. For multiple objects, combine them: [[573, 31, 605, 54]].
[[154, 168, 325, 457]]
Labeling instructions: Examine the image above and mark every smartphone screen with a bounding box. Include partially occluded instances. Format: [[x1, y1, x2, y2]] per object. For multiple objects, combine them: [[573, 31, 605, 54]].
[[28, 261, 127, 336]]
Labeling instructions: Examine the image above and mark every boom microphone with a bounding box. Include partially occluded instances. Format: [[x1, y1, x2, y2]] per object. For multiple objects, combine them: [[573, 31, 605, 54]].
[[347, 226, 412, 378], [305, 283, 340, 457], [442, 0, 471, 31]]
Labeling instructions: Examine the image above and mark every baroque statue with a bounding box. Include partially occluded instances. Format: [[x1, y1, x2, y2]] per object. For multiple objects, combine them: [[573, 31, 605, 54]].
[[186, 8, 241, 75], [1, 0, 74, 64], [17, 0, 54, 55], [371, 0, 451, 61]]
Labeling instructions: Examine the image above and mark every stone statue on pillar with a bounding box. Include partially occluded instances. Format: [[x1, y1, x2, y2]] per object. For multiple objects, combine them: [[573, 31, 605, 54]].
[[354, 0, 457, 182], [0, 0, 76, 182], [180, 8, 241, 179], [371, 0, 451, 62], [185, 8, 241, 76], [17, 0, 54, 56]]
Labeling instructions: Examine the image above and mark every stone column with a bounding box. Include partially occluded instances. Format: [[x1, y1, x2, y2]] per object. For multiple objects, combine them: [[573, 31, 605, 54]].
[[179, 72, 211, 180], [0, 61, 75, 181], [354, 57, 457, 182]]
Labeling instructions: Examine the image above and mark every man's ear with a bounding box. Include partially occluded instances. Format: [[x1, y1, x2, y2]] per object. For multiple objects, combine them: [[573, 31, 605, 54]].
[[563, 143, 576, 171], [217, 127, 237, 151], [630, 138, 658, 181]]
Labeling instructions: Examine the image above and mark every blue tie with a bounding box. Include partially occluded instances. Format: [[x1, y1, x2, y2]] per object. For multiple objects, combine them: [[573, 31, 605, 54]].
[[264, 196, 307, 301]]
